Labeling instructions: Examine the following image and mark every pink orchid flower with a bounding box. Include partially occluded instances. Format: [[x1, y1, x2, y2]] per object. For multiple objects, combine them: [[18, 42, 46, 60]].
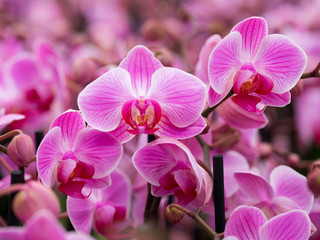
[[234, 165, 314, 219], [0, 210, 94, 240], [133, 137, 212, 207], [67, 170, 132, 239], [208, 16, 307, 112], [36, 110, 123, 198], [0, 108, 24, 131], [78, 45, 207, 143], [224, 205, 311, 240]]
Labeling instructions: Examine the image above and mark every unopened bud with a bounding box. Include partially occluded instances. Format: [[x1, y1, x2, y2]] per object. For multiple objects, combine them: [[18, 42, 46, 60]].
[[13, 181, 60, 222], [165, 205, 184, 225], [211, 124, 241, 152], [72, 58, 97, 86], [7, 134, 35, 167], [307, 160, 320, 197], [258, 142, 273, 158], [288, 153, 300, 168]]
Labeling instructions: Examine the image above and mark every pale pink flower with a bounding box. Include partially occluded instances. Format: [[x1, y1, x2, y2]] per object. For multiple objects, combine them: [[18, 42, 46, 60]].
[[133, 137, 212, 207], [0, 108, 24, 131], [36, 110, 123, 198], [0, 210, 94, 240], [67, 170, 132, 239], [234, 165, 314, 219], [78, 45, 207, 143], [208, 16, 307, 112], [224, 205, 312, 240]]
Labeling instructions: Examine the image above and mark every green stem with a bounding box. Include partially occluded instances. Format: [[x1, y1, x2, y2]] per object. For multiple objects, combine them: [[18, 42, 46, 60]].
[[168, 203, 221, 240]]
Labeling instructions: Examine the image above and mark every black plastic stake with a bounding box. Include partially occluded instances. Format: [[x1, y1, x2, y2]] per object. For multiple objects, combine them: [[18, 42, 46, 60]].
[[35, 130, 44, 150], [8, 170, 23, 226], [213, 155, 225, 234]]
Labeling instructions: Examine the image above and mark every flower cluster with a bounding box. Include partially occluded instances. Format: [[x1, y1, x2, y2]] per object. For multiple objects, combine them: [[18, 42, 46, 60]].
[[0, 1, 319, 240]]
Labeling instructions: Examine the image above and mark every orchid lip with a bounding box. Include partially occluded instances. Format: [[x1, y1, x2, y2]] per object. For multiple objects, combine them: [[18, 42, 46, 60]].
[[122, 98, 161, 134]]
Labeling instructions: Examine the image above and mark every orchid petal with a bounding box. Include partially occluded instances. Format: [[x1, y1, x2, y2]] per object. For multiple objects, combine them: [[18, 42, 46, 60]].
[[232, 70, 255, 94], [78, 67, 135, 132], [208, 85, 230, 107], [259, 210, 311, 240], [231, 94, 261, 112], [231, 17, 268, 61], [223, 151, 249, 198], [73, 128, 122, 178], [0, 228, 24, 240], [208, 31, 242, 94], [24, 210, 66, 240], [50, 110, 85, 149], [0, 113, 25, 130], [100, 170, 132, 210], [7, 54, 39, 91], [195, 34, 222, 85], [270, 165, 314, 213], [217, 98, 268, 129], [58, 180, 87, 199], [108, 119, 136, 143], [67, 196, 96, 233], [132, 140, 186, 185], [235, 172, 274, 203], [253, 34, 307, 94], [255, 91, 291, 107], [82, 175, 111, 189], [37, 127, 63, 187], [156, 116, 206, 139], [148, 67, 206, 128], [133, 138, 203, 188], [119, 45, 162, 96], [268, 197, 300, 218], [225, 206, 267, 240], [57, 159, 76, 184]]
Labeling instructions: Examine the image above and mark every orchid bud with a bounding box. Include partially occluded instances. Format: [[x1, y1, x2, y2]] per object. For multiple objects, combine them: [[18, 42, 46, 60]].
[[165, 205, 184, 225], [7, 134, 35, 167], [307, 160, 320, 197], [211, 124, 241, 152], [13, 180, 60, 222], [72, 58, 97, 86]]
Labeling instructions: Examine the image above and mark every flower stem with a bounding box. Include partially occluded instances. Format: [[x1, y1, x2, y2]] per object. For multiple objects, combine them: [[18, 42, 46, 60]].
[[168, 203, 221, 240], [201, 90, 234, 118], [0, 144, 8, 154], [0, 130, 22, 142], [58, 212, 69, 219], [196, 135, 210, 168], [0, 155, 12, 174]]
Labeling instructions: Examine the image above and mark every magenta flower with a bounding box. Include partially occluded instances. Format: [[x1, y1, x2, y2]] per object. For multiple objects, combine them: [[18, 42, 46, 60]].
[[224, 206, 311, 240], [67, 170, 132, 239], [78, 45, 207, 143], [36, 110, 123, 198], [208, 17, 307, 112], [0, 210, 94, 240], [235, 165, 314, 218], [133, 137, 212, 207], [0, 108, 24, 131]]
